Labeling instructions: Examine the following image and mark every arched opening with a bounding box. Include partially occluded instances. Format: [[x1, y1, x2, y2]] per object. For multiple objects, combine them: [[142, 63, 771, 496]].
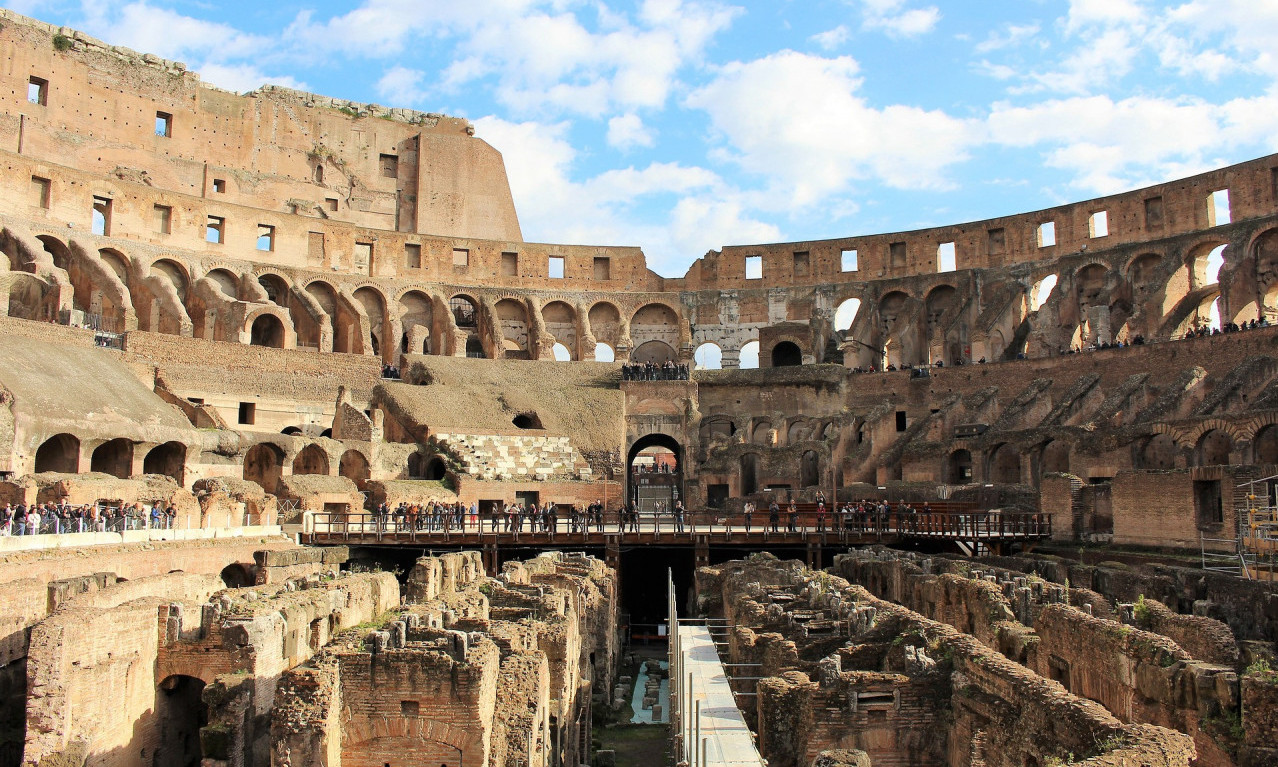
[[8, 275, 47, 321], [800, 450, 820, 488], [631, 340, 677, 365], [694, 342, 722, 370], [243, 443, 284, 495], [257, 273, 290, 306], [353, 286, 387, 358], [424, 456, 447, 481], [338, 450, 370, 491], [34, 433, 79, 473], [90, 438, 133, 479], [144, 441, 187, 484], [293, 444, 330, 476], [219, 563, 254, 588], [541, 301, 577, 359], [314, 164, 324, 184], [741, 453, 761, 496], [988, 443, 1022, 484], [154, 675, 207, 767], [494, 298, 530, 359], [1039, 440, 1071, 479], [946, 449, 973, 484], [1256, 229, 1278, 320], [398, 290, 434, 355], [1195, 430, 1233, 467], [770, 341, 802, 367], [281, 427, 303, 436], [588, 302, 623, 349], [752, 420, 773, 445], [699, 416, 735, 444], [250, 314, 285, 348], [628, 434, 682, 512], [1255, 425, 1278, 465], [834, 298, 862, 332], [594, 342, 615, 362], [551, 342, 572, 361], [1030, 274, 1058, 311], [630, 303, 680, 356], [738, 340, 760, 369], [465, 335, 487, 359], [878, 291, 910, 367], [1137, 433, 1178, 470], [449, 294, 479, 328]]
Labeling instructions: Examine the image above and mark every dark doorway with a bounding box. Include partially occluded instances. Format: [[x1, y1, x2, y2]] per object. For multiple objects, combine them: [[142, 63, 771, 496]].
[[771, 341, 802, 367], [154, 675, 208, 767], [628, 434, 681, 512]]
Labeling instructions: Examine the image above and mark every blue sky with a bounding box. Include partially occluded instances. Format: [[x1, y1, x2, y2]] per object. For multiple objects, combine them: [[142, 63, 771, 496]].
[[7, 0, 1278, 276]]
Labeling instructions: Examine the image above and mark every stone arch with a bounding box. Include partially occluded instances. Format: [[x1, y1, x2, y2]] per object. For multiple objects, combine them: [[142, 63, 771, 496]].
[[877, 291, 911, 367], [257, 273, 290, 306], [424, 456, 447, 481], [1135, 432, 1179, 470], [35, 433, 79, 473], [752, 420, 772, 446], [494, 298, 531, 359], [249, 312, 286, 348], [398, 290, 435, 355], [220, 563, 254, 588], [541, 300, 577, 358], [630, 303, 680, 355], [243, 443, 284, 494], [5, 273, 48, 321], [1038, 440, 1071, 479], [787, 419, 810, 444], [588, 301, 622, 348], [1030, 274, 1058, 312], [151, 259, 189, 301], [144, 442, 186, 484], [1186, 239, 1230, 290], [293, 444, 330, 476], [204, 268, 239, 299], [699, 415, 735, 445], [694, 342, 722, 370], [739, 340, 760, 369], [338, 449, 371, 490], [353, 285, 387, 357], [449, 293, 480, 329], [1194, 429, 1233, 467], [90, 438, 133, 479], [631, 339, 677, 364], [834, 297, 862, 332], [987, 443, 1021, 484], [98, 248, 131, 283], [1254, 424, 1278, 465], [946, 449, 973, 484], [594, 342, 615, 362], [1253, 228, 1278, 320], [770, 341, 802, 367]]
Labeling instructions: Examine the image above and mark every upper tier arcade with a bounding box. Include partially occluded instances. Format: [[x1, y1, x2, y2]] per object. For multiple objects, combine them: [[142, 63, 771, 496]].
[[0, 9, 1277, 373]]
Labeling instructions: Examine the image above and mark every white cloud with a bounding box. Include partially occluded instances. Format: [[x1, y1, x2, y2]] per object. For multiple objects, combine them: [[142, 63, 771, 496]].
[[79, 1, 270, 64], [859, 0, 940, 38], [197, 65, 307, 95], [474, 115, 771, 275], [376, 66, 428, 106], [974, 23, 1040, 54], [686, 51, 977, 204], [607, 114, 655, 150], [811, 25, 849, 50], [288, 0, 740, 118], [987, 94, 1278, 193]]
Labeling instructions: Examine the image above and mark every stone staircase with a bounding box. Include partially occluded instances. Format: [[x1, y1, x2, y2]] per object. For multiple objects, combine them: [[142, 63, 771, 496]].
[[430, 433, 593, 482]]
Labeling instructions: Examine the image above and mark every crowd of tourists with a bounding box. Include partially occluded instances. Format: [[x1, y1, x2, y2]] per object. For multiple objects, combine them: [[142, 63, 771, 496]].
[[0, 501, 177, 535], [622, 361, 690, 381]]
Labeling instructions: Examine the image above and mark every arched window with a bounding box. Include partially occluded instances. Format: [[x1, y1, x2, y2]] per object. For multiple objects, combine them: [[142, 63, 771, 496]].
[[739, 340, 760, 369], [694, 343, 722, 370]]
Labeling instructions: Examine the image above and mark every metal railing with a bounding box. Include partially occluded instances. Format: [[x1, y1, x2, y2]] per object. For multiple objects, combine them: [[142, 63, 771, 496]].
[[304, 509, 1051, 543]]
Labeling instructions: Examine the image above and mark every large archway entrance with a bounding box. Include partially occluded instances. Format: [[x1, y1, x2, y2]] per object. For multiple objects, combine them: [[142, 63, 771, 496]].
[[90, 438, 133, 479], [144, 441, 186, 484], [34, 433, 79, 474], [627, 434, 682, 512]]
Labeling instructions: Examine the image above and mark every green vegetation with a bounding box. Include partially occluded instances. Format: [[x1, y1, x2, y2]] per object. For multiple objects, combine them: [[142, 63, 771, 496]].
[[1246, 658, 1274, 676], [52, 33, 72, 51], [1132, 594, 1152, 627]]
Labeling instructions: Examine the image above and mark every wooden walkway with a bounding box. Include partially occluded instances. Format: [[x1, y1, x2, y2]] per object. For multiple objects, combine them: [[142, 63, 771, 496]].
[[301, 510, 1052, 569]]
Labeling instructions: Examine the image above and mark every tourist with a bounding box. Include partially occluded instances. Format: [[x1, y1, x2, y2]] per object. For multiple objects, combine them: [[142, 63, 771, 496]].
[[768, 500, 780, 532], [743, 501, 754, 533]]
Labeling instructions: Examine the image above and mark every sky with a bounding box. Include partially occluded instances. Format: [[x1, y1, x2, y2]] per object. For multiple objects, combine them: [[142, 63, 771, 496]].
[[7, 0, 1278, 277]]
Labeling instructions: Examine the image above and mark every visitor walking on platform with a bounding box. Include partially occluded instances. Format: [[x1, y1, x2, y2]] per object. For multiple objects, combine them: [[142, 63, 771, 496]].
[[768, 500, 780, 532]]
